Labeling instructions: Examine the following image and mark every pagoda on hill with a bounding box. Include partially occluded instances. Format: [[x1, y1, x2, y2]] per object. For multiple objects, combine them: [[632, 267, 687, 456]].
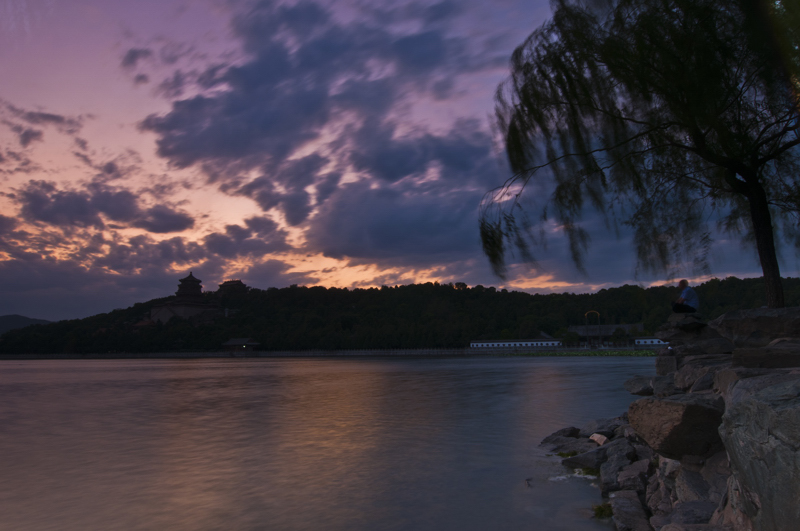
[[151, 272, 216, 324], [176, 272, 203, 300]]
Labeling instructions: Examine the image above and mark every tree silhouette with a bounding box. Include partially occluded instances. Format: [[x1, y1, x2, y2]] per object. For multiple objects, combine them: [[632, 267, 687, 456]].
[[482, 0, 800, 307]]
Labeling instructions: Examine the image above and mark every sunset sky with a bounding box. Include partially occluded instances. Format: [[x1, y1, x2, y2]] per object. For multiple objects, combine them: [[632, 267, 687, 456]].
[[0, 0, 783, 321]]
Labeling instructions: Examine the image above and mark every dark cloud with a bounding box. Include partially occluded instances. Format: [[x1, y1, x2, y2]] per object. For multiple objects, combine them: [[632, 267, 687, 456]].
[[232, 259, 318, 290], [121, 48, 153, 68], [306, 179, 482, 265], [17, 127, 43, 147], [0, 149, 39, 174], [158, 42, 193, 65], [131, 205, 195, 233], [134, 74, 150, 85], [2, 102, 83, 135], [0, 233, 308, 320], [157, 70, 190, 98], [202, 218, 290, 257], [3, 122, 44, 147], [235, 154, 329, 225], [0, 214, 17, 234], [138, 0, 481, 178], [18, 180, 105, 228], [349, 117, 498, 185], [14, 180, 194, 233]]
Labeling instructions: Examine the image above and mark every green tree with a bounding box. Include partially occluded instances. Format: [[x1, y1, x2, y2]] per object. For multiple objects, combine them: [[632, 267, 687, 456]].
[[482, 0, 800, 308]]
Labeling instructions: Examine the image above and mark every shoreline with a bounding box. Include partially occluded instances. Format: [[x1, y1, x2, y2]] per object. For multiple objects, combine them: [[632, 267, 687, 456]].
[[0, 348, 656, 360], [544, 309, 800, 531]]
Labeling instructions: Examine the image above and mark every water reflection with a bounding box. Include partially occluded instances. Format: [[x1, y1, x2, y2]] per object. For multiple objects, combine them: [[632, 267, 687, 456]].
[[0, 357, 651, 530]]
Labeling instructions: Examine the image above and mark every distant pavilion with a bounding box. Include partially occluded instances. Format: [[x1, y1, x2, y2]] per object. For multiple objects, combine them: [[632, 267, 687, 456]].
[[150, 272, 214, 324]]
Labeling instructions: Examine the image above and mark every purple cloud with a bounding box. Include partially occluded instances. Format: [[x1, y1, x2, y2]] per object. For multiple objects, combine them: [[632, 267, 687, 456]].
[[14, 180, 194, 233], [132, 205, 195, 233], [121, 48, 153, 69]]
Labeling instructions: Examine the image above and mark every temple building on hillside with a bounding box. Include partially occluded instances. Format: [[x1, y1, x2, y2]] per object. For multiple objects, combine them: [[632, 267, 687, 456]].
[[217, 279, 248, 296], [151, 272, 217, 324]]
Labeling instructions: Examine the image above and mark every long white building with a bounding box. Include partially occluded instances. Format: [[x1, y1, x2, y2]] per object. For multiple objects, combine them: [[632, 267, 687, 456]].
[[470, 339, 562, 349]]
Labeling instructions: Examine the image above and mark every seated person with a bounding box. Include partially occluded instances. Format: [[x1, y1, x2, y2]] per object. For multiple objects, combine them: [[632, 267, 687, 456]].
[[672, 279, 699, 313]]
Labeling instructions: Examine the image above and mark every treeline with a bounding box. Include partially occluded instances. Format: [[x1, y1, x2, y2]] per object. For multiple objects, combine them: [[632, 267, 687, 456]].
[[2, 276, 799, 354]]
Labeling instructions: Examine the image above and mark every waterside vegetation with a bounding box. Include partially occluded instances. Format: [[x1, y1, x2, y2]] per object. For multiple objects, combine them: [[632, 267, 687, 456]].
[[1, 276, 799, 354]]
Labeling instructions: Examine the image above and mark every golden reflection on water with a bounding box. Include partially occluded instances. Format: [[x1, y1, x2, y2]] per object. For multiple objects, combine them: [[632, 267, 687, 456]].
[[0, 357, 651, 531]]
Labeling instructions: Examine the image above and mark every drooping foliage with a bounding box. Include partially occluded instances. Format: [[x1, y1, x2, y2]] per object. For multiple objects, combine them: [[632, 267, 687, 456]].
[[483, 0, 800, 307]]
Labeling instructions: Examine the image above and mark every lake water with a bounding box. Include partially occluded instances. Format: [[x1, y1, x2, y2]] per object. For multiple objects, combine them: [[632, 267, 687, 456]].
[[0, 356, 653, 531]]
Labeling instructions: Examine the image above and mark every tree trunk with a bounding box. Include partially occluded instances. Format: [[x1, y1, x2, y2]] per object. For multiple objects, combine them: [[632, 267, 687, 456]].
[[747, 182, 785, 308]]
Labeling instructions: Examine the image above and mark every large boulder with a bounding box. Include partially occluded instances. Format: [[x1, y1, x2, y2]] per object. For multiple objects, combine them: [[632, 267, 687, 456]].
[[712, 367, 777, 404], [652, 373, 683, 398], [544, 437, 598, 455], [617, 458, 652, 492], [708, 307, 800, 347], [562, 445, 607, 470], [660, 525, 733, 531], [540, 426, 580, 444], [732, 342, 800, 368], [656, 355, 679, 376], [609, 490, 652, 531], [629, 393, 724, 460], [719, 375, 800, 531], [578, 416, 625, 438], [656, 316, 721, 346], [674, 355, 732, 390], [692, 338, 735, 354], [600, 438, 638, 493], [625, 375, 655, 396]]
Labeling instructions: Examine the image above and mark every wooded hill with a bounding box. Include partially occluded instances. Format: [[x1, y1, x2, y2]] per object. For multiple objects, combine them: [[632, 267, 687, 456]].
[[2, 276, 799, 354]]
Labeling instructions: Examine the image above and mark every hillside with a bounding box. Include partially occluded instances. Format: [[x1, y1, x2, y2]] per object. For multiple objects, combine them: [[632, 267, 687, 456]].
[[1, 276, 798, 354], [0, 315, 51, 336]]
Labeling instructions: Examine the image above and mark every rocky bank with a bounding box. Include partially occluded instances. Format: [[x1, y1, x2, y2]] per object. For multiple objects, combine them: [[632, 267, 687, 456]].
[[541, 308, 800, 531]]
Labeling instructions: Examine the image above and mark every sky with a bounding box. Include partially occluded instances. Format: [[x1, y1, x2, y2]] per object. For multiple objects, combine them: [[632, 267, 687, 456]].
[[0, 0, 786, 321]]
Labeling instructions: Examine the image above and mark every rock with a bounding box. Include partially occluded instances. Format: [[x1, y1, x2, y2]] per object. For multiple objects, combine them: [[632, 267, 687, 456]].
[[768, 337, 800, 347], [674, 355, 732, 390], [712, 367, 777, 403], [668, 501, 718, 524], [625, 375, 655, 395], [674, 468, 711, 503], [617, 458, 652, 492], [541, 426, 580, 444], [616, 423, 638, 440], [600, 438, 638, 493], [547, 437, 598, 455], [609, 490, 652, 531], [708, 307, 800, 347], [656, 319, 721, 345], [719, 375, 800, 531], [724, 371, 800, 409], [732, 343, 800, 368], [660, 525, 733, 530], [656, 356, 678, 376], [698, 451, 730, 505], [675, 366, 711, 391], [646, 472, 673, 516], [689, 372, 715, 392], [710, 475, 756, 531], [628, 393, 724, 460], [652, 374, 682, 397], [668, 313, 707, 330], [590, 433, 609, 446], [633, 443, 654, 462], [562, 445, 607, 470], [579, 417, 623, 438], [693, 338, 735, 354]]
